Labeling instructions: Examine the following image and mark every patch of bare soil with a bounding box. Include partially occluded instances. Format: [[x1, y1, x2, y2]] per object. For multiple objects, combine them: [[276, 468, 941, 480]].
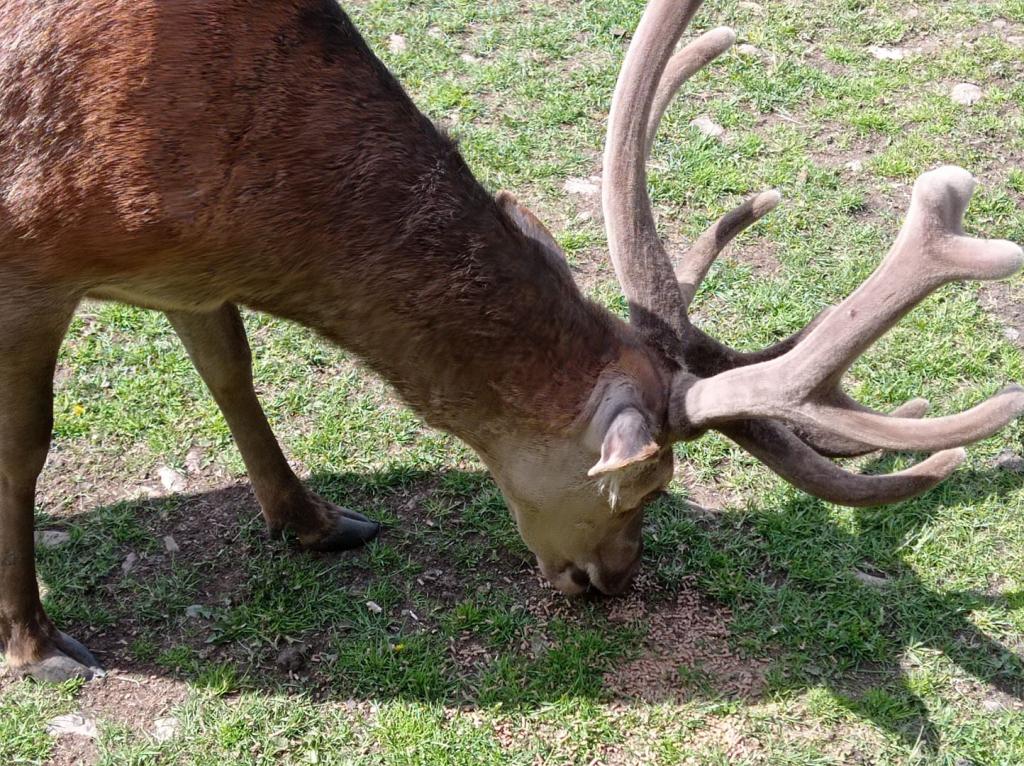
[[677, 463, 740, 512], [46, 675, 187, 766], [980, 280, 1024, 349], [45, 735, 99, 766], [603, 577, 769, 703]]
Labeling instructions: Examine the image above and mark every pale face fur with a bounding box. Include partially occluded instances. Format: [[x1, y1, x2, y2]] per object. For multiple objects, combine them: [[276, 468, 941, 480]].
[[480, 375, 675, 596]]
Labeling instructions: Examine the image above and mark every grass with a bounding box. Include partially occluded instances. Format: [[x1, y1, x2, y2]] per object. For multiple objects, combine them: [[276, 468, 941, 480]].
[[2, 0, 1024, 764]]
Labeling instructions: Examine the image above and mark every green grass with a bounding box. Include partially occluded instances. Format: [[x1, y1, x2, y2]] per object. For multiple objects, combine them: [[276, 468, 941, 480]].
[[3, 0, 1024, 764]]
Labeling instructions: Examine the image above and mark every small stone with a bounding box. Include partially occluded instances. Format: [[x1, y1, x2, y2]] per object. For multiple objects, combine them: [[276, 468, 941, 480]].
[[157, 466, 186, 493], [868, 45, 905, 60], [950, 83, 983, 105], [610, 26, 628, 39], [122, 552, 138, 574], [994, 449, 1024, 473], [163, 535, 180, 554], [34, 530, 71, 549], [152, 717, 179, 743], [46, 713, 99, 739], [365, 601, 383, 614], [981, 697, 1005, 712], [184, 604, 207, 619], [737, 0, 764, 12], [276, 644, 307, 672], [845, 159, 864, 173], [460, 53, 480, 64], [388, 34, 407, 54], [563, 177, 599, 196], [138, 483, 163, 499], [853, 568, 890, 588], [417, 568, 443, 586], [690, 116, 725, 138], [184, 446, 205, 474], [992, 19, 1008, 29], [735, 43, 763, 57], [1004, 327, 1021, 342]]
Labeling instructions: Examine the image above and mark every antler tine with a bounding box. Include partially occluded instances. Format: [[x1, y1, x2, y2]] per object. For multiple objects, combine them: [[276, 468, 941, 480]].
[[635, 22, 782, 315], [677, 189, 781, 309], [794, 395, 930, 458], [603, 0, 712, 352], [678, 166, 1024, 451], [720, 420, 965, 507], [644, 26, 736, 157]]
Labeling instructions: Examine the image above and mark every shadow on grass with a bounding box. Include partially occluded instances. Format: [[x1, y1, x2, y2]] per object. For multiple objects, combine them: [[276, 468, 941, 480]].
[[25, 459, 1024, 753]]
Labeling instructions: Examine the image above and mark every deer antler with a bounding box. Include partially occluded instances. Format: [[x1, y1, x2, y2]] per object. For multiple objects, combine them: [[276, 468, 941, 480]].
[[602, 0, 1024, 506], [680, 166, 1024, 446]]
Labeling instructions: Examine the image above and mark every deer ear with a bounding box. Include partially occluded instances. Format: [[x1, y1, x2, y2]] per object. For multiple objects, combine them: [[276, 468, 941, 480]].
[[496, 190, 564, 256], [588, 407, 660, 477]]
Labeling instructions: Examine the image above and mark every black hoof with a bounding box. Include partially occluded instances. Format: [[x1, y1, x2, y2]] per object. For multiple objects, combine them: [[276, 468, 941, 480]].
[[304, 513, 381, 552], [17, 632, 104, 683]]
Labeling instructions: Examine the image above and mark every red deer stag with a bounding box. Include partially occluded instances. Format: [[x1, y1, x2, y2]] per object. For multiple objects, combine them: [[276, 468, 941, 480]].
[[2, 0, 1022, 682]]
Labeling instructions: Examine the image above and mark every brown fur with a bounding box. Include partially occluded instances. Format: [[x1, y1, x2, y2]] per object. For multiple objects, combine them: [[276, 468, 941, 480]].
[[0, 0, 671, 679], [1, 0, 635, 435]]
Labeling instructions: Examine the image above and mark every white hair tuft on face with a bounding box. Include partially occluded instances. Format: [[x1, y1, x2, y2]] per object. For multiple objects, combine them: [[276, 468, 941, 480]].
[[596, 474, 622, 512]]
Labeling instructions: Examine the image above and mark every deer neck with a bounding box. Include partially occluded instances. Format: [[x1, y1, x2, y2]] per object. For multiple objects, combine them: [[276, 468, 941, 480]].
[[241, 181, 626, 447]]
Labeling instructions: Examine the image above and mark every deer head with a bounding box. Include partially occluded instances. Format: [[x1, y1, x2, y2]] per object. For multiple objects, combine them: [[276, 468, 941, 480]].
[[494, 0, 1023, 595]]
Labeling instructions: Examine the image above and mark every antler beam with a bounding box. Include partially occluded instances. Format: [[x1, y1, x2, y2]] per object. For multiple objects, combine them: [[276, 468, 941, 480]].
[[602, 0, 1024, 506], [679, 167, 1024, 449]]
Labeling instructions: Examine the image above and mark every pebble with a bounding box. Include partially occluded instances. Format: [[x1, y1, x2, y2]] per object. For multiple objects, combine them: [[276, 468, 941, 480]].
[[388, 34, 407, 54], [365, 600, 383, 614], [152, 717, 179, 743], [184, 446, 205, 474], [563, 176, 600, 196], [46, 713, 99, 739], [981, 697, 1005, 712], [690, 116, 725, 138], [868, 45, 905, 60], [157, 466, 186, 493], [163, 535, 180, 554], [994, 449, 1024, 473], [845, 159, 864, 173], [950, 83, 983, 105], [276, 644, 308, 672], [35, 530, 71, 548], [122, 552, 138, 573], [853, 568, 890, 588]]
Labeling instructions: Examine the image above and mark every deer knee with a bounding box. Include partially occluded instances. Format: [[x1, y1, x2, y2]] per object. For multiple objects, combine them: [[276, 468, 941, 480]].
[[196, 348, 254, 399]]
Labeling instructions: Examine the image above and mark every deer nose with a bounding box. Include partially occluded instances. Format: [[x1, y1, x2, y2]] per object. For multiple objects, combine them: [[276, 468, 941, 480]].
[[568, 565, 591, 590], [588, 553, 642, 596]]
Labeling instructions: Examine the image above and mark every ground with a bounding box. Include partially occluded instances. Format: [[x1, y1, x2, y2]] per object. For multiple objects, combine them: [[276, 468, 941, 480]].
[[2, 0, 1024, 764]]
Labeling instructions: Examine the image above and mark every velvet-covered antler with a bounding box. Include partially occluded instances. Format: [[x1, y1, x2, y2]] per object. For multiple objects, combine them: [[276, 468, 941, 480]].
[[602, 0, 1024, 506]]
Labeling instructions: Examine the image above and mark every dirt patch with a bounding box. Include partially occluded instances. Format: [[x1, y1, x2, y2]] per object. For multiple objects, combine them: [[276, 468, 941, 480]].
[[603, 577, 769, 703], [46, 734, 99, 766], [43, 675, 187, 766], [980, 280, 1024, 349], [677, 464, 740, 512]]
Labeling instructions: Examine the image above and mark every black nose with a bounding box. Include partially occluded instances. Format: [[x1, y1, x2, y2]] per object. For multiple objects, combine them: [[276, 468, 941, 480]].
[[569, 565, 591, 589]]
